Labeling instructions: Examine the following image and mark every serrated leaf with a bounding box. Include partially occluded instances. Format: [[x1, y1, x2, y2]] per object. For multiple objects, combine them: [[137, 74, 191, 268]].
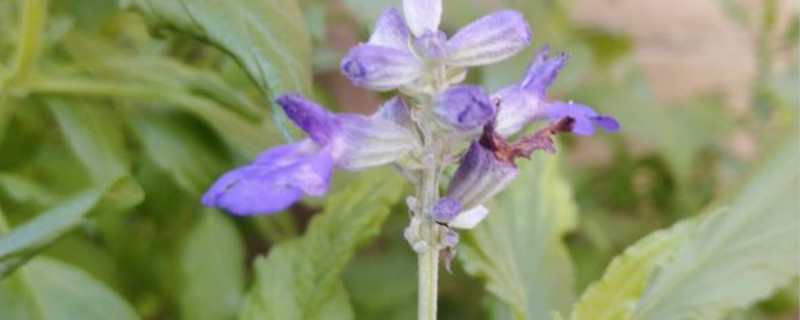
[[124, 0, 312, 138], [48, 99, 129, 183], [631, 136, 800, 320], [239, 171, 405, 320], [0, 257, 140, 320], [568, 219, 697, 320], [129, 112, 226, 196], [459, 153, 577, 320], [0, 176, 143, 279], [180, 209, 245, 320]]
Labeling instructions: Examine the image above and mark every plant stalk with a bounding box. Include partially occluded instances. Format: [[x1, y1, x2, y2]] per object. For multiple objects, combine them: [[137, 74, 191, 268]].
[[418, 245, 439, 320], [415, 92, 443, 320]]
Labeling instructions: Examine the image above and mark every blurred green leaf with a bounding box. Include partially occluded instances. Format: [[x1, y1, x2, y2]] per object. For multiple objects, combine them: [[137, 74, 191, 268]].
[[0, 176, 143, 279], [48, 99, 129, 183], [581, 77, 731, 180], [124, 0, 312, 139], [631, 135, 800, 320], [31, 77, 272, 157], [0, 173, 58, 206], [459, 152, 577, 320], [239, 171, 405, 320], [60, 32, 266, 120], [568, 219, 697, 320], [180, 209, 244, 320], [0, 257, 140, 320], [129, 112, 226, 196]]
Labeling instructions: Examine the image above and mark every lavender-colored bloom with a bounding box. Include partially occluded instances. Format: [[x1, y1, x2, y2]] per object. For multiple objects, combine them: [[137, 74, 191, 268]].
[[446, 10, 532, 67], [341, 45, 422, 91], [521, 45, 569, 98], [202, 141, 333, 215], [341, 1, 531, 91], [493, 45, 620, 137], [278, 94, 420, 170], [203, 94, 419, 215], [434, 85, 495, 131], [368, 6, 411, 50], [543, 102, 620, 135], [432, 197, 463, 223], [404, 0, 442, 37], [414, 30, 448, 60], [446, 142, 518, 210], [441, 229, 459, 247]]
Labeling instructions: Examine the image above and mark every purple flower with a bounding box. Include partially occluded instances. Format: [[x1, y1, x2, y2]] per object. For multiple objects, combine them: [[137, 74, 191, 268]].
[[446, 142, 518, 210], [203, 94, 419, 215], [202, 141, 334, 215], [432, 197, 463, 223], [493, 45, 620, 137], [341, 1, 532, 91], [434, 85, 495, 131]]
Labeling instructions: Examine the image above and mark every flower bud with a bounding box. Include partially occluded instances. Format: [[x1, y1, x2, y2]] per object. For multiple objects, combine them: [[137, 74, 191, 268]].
[[434, 85, 495, 132], [432, 197, 463, 223]]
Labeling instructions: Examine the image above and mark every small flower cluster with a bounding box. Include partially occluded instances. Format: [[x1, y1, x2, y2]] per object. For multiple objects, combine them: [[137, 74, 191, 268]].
[[203, 0, 618, 259]]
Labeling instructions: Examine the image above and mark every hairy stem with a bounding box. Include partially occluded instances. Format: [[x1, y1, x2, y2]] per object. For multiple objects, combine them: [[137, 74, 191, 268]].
[[415, 92, 443, 320], [418, 244, 439, 320]]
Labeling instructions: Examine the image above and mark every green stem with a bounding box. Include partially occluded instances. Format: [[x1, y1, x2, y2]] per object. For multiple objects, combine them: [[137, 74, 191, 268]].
[[418, 247, 439, 320], [415, 93, 443, 320], [4, 0, 47, 86], [0, 0, 47, 142]]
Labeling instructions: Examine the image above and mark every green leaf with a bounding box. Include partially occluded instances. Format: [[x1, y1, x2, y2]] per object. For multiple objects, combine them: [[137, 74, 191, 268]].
[[239, 171, 405, 320], [180, 209, 245, 320], [124, 0, 312, 138], [60, 32, 265, 120], [568, 219, 697, 320], [48, 99, 129, 183], [567, 134, 799, 320], [459, 152, 578, 320], [0, 173, 58, 206], [129, 112, 226, 196], [631, 136, 800, 320], [0, 176, 143, 279], [0, 257, 140, 320]]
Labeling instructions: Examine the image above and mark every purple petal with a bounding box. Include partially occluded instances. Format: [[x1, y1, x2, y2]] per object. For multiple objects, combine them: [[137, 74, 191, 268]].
[[545, 102, 614, 136], [492, 85, 543, 137], [446, 142, 518, 209], [414, 30, 448, 60], [202, 141, 334, 215], [331, 112, 419, 170], [368, 6, 411, 51], [341, 44, 422, 91], [372, 96, 414, 129], [276, 94, 339, 144], [441, 229, 459, 247], [446, 10, 532, 67], [432, 197, 463, 223], [434, 85, 495, 131], [593, 115, 621, 132], [521, 45, 570, 98], [403, 0, 442, 37]]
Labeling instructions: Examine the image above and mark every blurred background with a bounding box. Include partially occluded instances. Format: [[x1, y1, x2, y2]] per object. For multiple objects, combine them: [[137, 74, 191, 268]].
[[0, 0, 797, 319]]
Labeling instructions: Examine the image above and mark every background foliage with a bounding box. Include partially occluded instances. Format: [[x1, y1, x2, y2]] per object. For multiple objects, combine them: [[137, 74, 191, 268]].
[[0, 0, 797, 320]]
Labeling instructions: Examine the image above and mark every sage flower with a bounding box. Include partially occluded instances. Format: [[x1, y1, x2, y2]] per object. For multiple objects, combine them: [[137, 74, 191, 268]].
[[203, 94, 419, 215], [493, 45, 620, 137], [341, 0, 532, 92]]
